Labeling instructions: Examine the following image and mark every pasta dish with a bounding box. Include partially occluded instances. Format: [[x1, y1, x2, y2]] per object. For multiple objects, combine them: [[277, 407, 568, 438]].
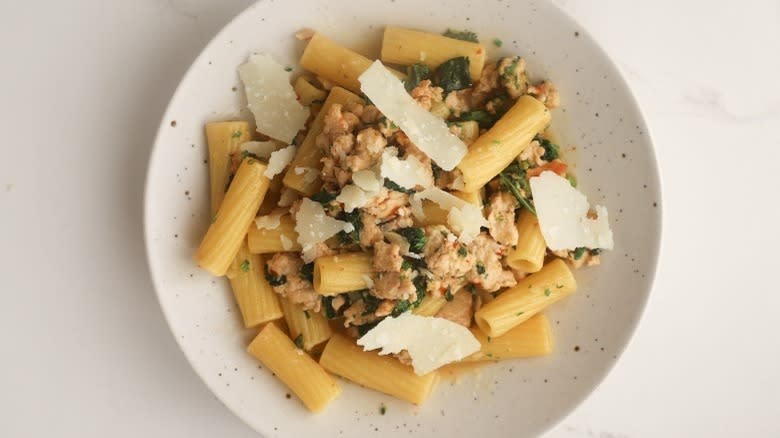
[[193, 26, 614, 412]]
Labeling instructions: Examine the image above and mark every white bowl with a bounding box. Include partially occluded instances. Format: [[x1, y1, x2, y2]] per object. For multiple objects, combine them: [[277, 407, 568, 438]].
[[144, 0, 662, 436]]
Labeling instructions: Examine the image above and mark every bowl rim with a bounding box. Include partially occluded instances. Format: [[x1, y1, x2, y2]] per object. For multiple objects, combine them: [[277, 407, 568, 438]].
[[143, 0, 664, 435]]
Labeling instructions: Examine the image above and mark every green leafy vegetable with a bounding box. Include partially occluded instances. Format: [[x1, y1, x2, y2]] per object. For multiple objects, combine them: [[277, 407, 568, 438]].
[[493, 38, 503, 47], [360, 290, 381, 315], [322, 296, 344, 320], [445, 288, 454, 301], [443, 28, 479, 43], [465, 284, 477, 294], [572, 247, 587, 260], [537, 136, 560, 162], [383, 178, 415, 194], [566, 174, 578, 188], [379, 403, 387, 415], [499, 161, 536, 215], [357, 321, 380, 336], [405, 63, 431, 91], [300, 262, 314, 282], [231, 130, 242, 138], [456, 110, 498, 129], [544, 288, 552, 297], [435, 57, 472, 93], [590, 248, 602, 256], [476, 262, 486, 275], [264, 265, 287, 286], [337, 210, 362, 245], [396, 227, 426, 253], [240, 259, 250, 273], [457, 246, 468, 257], [391, 300, 411, 317], [311, 189, 339, 205], [294, 334, 304, 349]]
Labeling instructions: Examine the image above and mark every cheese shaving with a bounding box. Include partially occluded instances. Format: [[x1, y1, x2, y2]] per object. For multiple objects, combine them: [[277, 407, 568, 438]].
[[359, 61, 467, 171], [264, 144, 297, 179], [529, 171, 614, 250], [295, 199, 354, 263], [380, 148, 433, 190], [241, 141, 281, 159], [412, 187, 487, 243], [254, 210, 284, 230]]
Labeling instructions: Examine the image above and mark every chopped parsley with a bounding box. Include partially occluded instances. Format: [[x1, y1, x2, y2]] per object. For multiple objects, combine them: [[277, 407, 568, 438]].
[[572, 247, 587, 260], [322, 296, 342, 320], [457, 246, 468, 257], [491, 139, 501, 144], [299, 262, 314, 283], [379, 403, 387, 415], [264, 265, 287, 286], [499, 161, 536, 215], [401, 259, 413, 271], [516, 311, 525, 316], [434, 56, 472, 93], [405, 62, 431, 91], [590, 248, 602, 256], [444, 288, 454, 301], [391, 299, 411, 317], [476, 262, 486, 275], [383, 178, 415, 194], [294, 334, 304, 349], [456, 110, 498, 129], [544, 288, 552, 297], [443, 28, 479, 43], [566, 174, 578, 188], [231, 130, 242, 138], [493, 38, 503, 47], [396, 227, 426, 253], [284, 66, 293, 72], [360, 291, 381, 315], [465, 284, 478, 294], [240, 259, 250, 273]]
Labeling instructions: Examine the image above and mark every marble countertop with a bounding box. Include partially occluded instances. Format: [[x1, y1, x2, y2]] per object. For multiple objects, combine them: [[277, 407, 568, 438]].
[[0, 0, 778, 436]]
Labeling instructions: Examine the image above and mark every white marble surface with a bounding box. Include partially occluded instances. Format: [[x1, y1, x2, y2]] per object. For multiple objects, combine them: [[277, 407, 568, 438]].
[[0, 0, 778, 437]]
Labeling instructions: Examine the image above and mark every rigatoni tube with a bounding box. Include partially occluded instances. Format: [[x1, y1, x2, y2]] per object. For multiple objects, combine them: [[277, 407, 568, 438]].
[[247, 323, 341, 413], [205, 121, 251, 214], [506, 209, 547, 273], [247, 215, 301, 254], [474, 259, 576, 337], [466, 314, 553, 361], [279, 296, 332, 352], [227, 244, 283, 327], [319, 334, 438, 405], [457, 96, 551, 193], [313, 252, 373, 295], [195, 158, 270, 276], [381, 26, 486, 81]]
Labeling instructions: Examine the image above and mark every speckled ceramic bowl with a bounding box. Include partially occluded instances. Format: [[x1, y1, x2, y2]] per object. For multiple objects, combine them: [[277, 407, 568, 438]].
[[144, 0, 662, 436]]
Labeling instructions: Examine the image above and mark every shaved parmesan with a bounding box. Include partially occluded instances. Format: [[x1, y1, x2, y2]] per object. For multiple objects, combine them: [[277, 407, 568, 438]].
[[280, 235, 294, 251], [295, 199, 354, 262], [264, 144, 297, 178], [352, 169, 382, 192], [254, 210, 284, 230], [380, 148, 434, 190], [336, 184, 373, 213], [239, 53, 308, 143], [362, 274, 375, 289], [294, 166, 319, 184], [412, 187, 487, 243], [359, 61, 467, 171], [530, 171, 614, 251], [357, 312, 480, 375], [277, 187, 299, 207], [241, 140, 282, 159]]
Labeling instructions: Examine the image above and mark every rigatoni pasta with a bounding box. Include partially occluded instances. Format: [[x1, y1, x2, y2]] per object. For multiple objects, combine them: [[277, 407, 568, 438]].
[[195, 158, 270, 276], [193, 24, 613, 412], [247, 323, 341, 412], [319, 334, 438, 405]]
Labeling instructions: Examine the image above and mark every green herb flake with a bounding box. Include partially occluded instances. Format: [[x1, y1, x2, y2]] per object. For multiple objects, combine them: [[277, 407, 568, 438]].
[[491, 139, 501, 144], [572, 247, 587, 260], [294, 334, 304, 349], [457, 246, 468, 257], [240, 259, 250, 273], [493, 38, 503, 47], [311, 189, 339, 205], [516, 311, 525, 316], [544, 288, 552, 297], [476, 262, 486, 275], [499, 161, 536, 215], [231, 130, 242, 138], [379, 403, 387, 415], [284, 66, 293, 72], [567, 174, 578, 188], [445, 288, 454, 301], [465, 284, 478, 294], [383, 178, 415, 194], [404, 63, 432, 92], [443, 28, 479, 43], [486, 352, 494, 358], [401, 260, 413, 271], [336, 210, 362, 245], [392, 299, 411, 317], [537, 136, 560, 162]]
